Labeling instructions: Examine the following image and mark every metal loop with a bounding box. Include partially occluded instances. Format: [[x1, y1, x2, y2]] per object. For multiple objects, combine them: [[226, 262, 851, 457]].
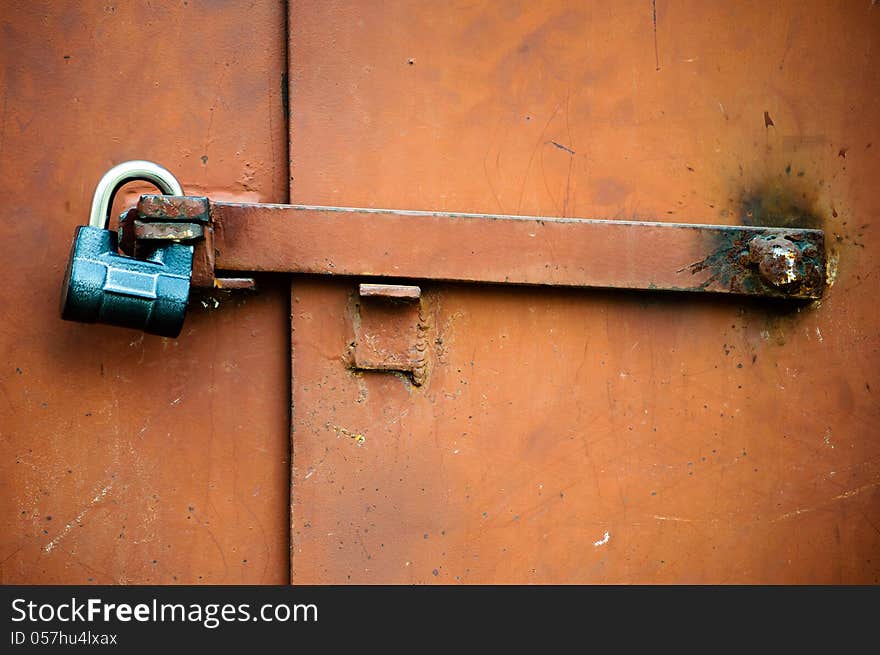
[[88, 160, 183, 228]]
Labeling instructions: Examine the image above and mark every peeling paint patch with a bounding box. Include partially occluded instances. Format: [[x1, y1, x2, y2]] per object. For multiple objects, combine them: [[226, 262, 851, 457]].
[[332, 424, 366, 446], [773, 507, 814, 522], [833, 480, 879, 500], [823, 428, 834, 449], [593, 531, 610, 547], [653, 515, 693, 522], [825, 249, 839, 286]]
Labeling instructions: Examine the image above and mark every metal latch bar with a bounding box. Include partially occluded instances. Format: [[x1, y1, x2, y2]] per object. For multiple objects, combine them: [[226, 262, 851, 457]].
[[203, 201, 825, 299]]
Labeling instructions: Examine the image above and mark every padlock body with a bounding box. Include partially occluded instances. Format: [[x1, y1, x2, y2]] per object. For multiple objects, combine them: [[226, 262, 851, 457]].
[[60, 226, 193, 337]]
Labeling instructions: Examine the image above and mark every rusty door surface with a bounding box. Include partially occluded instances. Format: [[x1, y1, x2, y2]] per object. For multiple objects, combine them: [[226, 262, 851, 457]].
[[2, 1, 878, 587], [288, 1, 880, 583], [0, 2, 290, 584]]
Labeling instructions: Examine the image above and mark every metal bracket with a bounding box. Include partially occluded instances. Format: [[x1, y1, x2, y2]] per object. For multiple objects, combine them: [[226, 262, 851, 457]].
[[352, 284, 428, 385], [121, 195, 256, 291]]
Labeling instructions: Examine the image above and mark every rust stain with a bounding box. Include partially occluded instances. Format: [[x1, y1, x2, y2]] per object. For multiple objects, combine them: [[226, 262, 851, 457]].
[[739, 180, 824, 230], [685, 227, 824, 299]]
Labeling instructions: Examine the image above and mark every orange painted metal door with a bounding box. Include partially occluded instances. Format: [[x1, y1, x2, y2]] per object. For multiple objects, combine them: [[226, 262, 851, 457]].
[[2, 1, 878, 587], [1, 2, 290, 584], [288, 1, 880, 583]]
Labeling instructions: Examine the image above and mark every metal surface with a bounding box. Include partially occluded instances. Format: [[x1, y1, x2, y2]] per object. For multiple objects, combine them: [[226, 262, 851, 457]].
[[212, 202, 825, 299], [89, 161, 183, 228], [289, 0, 880, 584], [3, 0, 877, 587], [0, 1, 290, 583], [213, 277, 258, 291]]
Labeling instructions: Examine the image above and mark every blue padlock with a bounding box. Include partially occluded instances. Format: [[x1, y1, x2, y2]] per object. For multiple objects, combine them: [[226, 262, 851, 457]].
[[60, 161, 193, 337]]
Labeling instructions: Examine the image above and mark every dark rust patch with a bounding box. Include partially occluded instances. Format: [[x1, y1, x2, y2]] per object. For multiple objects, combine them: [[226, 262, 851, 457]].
[[739, 181, 824, 230], [687, 227, 825, 299], [722, 163, 833, 304]]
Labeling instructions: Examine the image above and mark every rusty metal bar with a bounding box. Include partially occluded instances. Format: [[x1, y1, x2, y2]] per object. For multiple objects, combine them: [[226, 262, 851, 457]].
[[207, 202, 825, 299], [359, 283, 421, 300]]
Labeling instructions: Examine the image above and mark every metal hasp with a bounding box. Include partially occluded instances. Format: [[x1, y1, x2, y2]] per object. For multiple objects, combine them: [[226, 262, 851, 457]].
[[204, 201, 826, 299]]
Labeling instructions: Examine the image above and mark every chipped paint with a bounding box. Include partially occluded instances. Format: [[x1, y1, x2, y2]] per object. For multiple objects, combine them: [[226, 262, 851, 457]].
[[653, 515, 694, 523], [825, 249, 839, 286], [332, 424, 366, 446], [823, 428, 834, 449], [44, 483, 112, 553]]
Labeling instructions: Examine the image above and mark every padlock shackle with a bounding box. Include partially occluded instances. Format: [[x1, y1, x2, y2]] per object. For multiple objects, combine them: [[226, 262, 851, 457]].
[[89, 160, 183, 228]]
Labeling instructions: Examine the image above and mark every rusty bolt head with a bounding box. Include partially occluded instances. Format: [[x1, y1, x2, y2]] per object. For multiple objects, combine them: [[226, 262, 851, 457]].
[[801, 243, 819, 258], [748, 235, 803, 287]]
